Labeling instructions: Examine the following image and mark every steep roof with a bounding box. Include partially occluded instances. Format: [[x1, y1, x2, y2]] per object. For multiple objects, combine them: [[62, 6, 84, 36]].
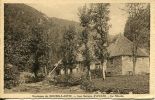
[[107, 35, 149, 58]]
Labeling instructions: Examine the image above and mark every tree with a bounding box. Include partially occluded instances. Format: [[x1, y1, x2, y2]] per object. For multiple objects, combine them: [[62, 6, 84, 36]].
[[124, 3, 150, 75], [4, 4, 51, 76], [61, 25, 77, 75], [78, 4, 110, 80], [90, 3, 110, 80], [81, 28, 92, 80], [78, 4, 92, 80], [28, 24, 50, 78]]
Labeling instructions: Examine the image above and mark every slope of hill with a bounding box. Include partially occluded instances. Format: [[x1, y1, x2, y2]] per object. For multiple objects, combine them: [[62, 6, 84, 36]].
[[51, 17, 81, 30], [4, 3, 83, 71], [4, 3, 49, 67], [48, 17, 82, 41]]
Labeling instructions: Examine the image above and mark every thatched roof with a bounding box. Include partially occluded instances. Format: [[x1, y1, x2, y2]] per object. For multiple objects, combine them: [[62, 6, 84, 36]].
[[107, 35, 149, 58]]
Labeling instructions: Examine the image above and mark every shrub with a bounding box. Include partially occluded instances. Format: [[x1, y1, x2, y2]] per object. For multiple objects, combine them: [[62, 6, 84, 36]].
[[4, 64, 20, 89], [19, 72, 35, 84], [53, 74, 82, 86], [80, 76, 96, 92], [35, 73, 45, 82], [54, 75, 68, 84], [68, 75, 81, 86], [91, 69, 103, 79]]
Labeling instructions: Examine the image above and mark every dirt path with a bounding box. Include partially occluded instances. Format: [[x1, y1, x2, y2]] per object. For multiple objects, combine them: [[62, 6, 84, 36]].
[[5, 81, 87, 94]]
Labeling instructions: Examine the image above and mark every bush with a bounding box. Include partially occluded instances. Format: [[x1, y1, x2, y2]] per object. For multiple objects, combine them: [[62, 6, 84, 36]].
[[54, 75, 68, 84], [68, 75, 81, 86], [91, 69, 103, 79], [18, 72, 45, 84], [4, 64, 20, 89], [35, 73, 45, 82], [53, 74, 82, 86], [80, 76, 96, 92]]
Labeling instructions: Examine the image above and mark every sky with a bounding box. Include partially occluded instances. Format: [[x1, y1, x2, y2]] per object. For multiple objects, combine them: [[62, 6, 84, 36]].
[[28, 3, 128, 35]]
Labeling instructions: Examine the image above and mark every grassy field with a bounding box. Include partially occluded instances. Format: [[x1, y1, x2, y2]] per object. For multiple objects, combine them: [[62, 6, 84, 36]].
[[92, 75, 149, 94], [5, 75, 149, 94], [5, 82, 86, 94]]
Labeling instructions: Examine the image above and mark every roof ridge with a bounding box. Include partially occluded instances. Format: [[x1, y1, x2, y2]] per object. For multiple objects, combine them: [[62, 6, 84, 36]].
[[107, 34, 149, 57]]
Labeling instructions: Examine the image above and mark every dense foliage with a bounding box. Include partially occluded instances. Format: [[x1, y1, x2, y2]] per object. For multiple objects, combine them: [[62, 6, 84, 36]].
[[78, 3, 110, 80], [124, 4, 150, 52], [78, 5, 92, 80], [4, 64, 20, 89], [4, 4, 82, 85], [61, 25, 77, 74], [4, 4, 49, 72], [53, 74, 82, 86]]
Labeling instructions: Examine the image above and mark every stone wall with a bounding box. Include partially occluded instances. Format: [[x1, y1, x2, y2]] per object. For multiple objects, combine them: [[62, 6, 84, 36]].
[[107, 56, 122, 76], [122, 56, 133, 75], [122, 56, 149, 75], [135, 57, 149, 74]]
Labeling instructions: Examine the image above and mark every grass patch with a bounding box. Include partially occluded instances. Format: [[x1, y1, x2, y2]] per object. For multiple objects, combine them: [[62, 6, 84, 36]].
[[92, 75, 149, 94]]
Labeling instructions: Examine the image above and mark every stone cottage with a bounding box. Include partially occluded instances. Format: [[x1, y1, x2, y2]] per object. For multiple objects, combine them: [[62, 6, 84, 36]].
[[107, 35, 149, 75]]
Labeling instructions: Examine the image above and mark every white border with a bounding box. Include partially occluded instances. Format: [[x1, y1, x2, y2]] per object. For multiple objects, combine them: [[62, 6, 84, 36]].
[[0, 0, 155, 98]]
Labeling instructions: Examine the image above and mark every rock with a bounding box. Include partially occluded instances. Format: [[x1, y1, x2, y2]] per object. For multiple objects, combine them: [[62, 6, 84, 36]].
[[129, 91, 133, 94]]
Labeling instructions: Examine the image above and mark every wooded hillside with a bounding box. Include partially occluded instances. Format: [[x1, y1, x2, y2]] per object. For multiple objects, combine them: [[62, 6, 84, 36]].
[[4, 4, 82, 73]]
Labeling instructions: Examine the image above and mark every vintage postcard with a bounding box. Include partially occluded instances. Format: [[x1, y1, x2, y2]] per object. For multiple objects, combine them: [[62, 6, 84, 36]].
[[0, 0, 155, 99]]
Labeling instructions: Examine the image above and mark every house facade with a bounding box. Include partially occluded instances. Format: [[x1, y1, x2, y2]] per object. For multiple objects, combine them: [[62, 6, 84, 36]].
[[107, 35, 149, 75]]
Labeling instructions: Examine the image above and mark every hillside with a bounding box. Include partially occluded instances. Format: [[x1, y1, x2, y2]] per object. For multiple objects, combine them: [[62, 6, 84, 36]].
[[51, 17, 81, 30], [48, 17, 82, 41], [4, 4, 48, 69], [4, 4, 82, 71]]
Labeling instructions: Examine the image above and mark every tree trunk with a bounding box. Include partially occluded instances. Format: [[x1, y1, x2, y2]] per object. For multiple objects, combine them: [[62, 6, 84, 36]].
[[33, 58, 39, 79], [34, 71, 38, 78], [133, 53, 137, 75], [64, 67, 68, 75], [70, 68, 73, 74], [87, 65, 91, 81], [101, 59, 107, 80], [88, 70, 91, 81], [102, 63, 105, 80], [132, 33, 137, 75], [101, 63, 105, 80], [133, 58, 136, 75], [44, 66, 47, 76]]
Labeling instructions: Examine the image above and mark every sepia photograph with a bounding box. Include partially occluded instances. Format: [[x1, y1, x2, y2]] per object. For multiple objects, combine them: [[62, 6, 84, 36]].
[[1, 0, 153, 98]]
